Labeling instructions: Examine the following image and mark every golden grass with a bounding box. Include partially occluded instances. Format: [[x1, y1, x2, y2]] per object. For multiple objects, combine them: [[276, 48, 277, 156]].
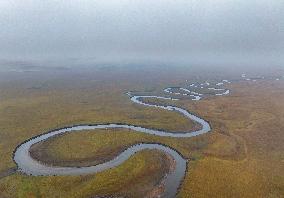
[[0, 69, 283, 197], [0, 80, 196, 172], [0, 150, 171, 198], [30, 128, 210, 167], [178, 80, 284, 197]]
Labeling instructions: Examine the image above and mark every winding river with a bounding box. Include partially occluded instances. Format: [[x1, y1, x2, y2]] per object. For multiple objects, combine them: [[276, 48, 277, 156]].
[[13, 80, 231, 198]]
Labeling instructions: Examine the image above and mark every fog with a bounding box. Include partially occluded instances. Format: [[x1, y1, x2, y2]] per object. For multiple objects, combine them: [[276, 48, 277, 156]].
[[0, 0, 283, 67]]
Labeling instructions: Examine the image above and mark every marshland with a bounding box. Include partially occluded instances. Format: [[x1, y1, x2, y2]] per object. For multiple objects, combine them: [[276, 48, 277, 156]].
[[0, 0, 283, 197]]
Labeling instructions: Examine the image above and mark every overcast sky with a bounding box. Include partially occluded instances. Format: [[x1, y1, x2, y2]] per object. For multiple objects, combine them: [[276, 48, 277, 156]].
[[0, 0, 283, 67]]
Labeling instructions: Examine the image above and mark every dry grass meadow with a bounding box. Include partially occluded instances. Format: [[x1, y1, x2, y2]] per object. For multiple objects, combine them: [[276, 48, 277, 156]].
[[0, 66, 283, 197]]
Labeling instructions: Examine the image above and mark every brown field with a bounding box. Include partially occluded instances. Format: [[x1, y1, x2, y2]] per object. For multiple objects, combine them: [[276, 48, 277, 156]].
[[0, 66, 283, 197], [1, 150, 172, 198], [178, 80, 284, 197], [29, 128, 207, 168]]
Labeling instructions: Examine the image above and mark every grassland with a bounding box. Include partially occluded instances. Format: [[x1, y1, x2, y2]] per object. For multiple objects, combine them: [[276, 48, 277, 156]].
[[178, 80, 284, 197], [0, 72, 197, 172], [29, 128, 207, 167], [0, 66, 283, 197], [1, 150, 172, 198]]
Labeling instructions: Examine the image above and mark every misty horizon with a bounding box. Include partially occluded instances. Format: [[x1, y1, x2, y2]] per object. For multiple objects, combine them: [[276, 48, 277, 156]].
[[0, 0, 283, 67]]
